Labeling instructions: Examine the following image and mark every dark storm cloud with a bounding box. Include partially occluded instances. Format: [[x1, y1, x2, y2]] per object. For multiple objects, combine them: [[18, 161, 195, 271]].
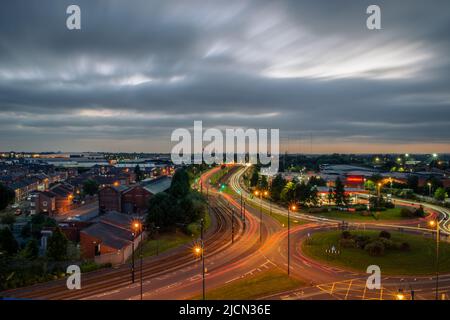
[[0, 0, 449, 152]]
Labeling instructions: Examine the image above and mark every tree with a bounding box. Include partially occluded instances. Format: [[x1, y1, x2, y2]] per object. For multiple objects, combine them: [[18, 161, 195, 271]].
[[134, 165, 144, 182], [169, 168, 191, 198], [308, 176, 326, 187], [281, 182, 296, 203], [309, 186, 319, 206], [259, 175, 268, 190], [270, 174, 285, 202], [327, 188, 334, 204], [82, 179, 99, 196], [147, 192, 180, 229], [22, 239, 39, 260], [434, 187, 448, 201], [0, 227, 19, 255], [47, 228, 68, 261], [295, 182, 310, 206], [250, 170, 259, 187], [334, 177, 348, 206], [0, 183, 15, 211]]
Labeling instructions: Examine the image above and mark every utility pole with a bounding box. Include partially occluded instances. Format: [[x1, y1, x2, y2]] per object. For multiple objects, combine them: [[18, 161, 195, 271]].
[[436, 222, 440, 300], [140, 224, 143, 300], [131, 232, 135, 283], [231, 208, 235, 243], [201, 218, 205, 301]]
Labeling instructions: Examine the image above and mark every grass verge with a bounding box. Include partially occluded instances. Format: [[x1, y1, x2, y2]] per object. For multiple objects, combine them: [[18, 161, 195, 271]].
[[302, 230, 450, 275], [191, 269, 303, 300]]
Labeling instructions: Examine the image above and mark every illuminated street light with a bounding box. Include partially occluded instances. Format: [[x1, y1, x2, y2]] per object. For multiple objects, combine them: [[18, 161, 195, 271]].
[[429, 219, 440, 300], [396, 290, 405, 300], [254, 190, 263, 242], [287, 203, 297, 276]]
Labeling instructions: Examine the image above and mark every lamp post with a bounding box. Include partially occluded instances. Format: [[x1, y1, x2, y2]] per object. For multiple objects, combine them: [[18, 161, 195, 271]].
[[140, 223, 143, 300], [131, 220, 143, 298], [254, 190, 263, 243], [264, 190, 271, 216], [231, 208, 235, 244], [287, 204, 297, 276], [200, 218, 205, 300], [427, 182, 432, 197], [243, 201, 246, 229], [429, 219, 440, 300], [377, 182, 382, 197], [194, 218, 206, 300], [131, 233, 135, 283]]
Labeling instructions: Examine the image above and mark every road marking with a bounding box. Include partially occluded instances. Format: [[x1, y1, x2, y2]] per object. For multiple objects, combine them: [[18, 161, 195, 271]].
[[344, 280, 353, 300]]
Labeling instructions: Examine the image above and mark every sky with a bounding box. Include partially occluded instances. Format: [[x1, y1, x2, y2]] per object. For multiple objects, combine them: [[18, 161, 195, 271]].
[[0, 0, 449, 153]]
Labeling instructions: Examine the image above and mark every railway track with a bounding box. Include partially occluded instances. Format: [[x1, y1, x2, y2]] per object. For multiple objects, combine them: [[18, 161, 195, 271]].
[[2, 196, 245, 300]]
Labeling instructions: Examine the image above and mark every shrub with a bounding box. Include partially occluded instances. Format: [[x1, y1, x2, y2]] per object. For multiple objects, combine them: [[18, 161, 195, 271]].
[[379, 238, 397, 250], [414, 206, 426, 217], [355, 235, 371, 249], [339, 238, 356, 248], [365, 241, 385, 256], [379, 230, 391, 239]]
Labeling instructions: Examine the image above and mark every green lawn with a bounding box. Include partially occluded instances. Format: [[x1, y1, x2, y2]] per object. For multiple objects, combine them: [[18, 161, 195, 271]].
[[132, 231, 194, 260], [312, 207, 412, 221], [191, 269, 303, 300], [245, 199, 309, 227], [302, 230, 450, 275], [133, 212, 211, 260]]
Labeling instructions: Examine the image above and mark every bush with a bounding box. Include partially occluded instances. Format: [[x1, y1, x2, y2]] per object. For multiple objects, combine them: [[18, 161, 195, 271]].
[[365, 241, 385, 256], [339, 238, 356, 248], [379, 238, 397, 250], [414, 206, 426, 217], [379, 230, 391, 239], [355, 235, 371, 249]]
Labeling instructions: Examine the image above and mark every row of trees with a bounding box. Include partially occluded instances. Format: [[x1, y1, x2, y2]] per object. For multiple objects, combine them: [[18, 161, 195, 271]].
[[145, 168, 206, 230], [250, 170, 350, 207]]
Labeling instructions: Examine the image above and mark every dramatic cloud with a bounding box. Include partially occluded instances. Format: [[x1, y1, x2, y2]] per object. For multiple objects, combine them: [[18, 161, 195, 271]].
[[0, 0, 449, 152]]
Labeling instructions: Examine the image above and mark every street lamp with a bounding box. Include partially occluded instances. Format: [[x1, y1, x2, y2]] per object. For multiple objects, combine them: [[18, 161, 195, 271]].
[[264, 190, 272, 216], [287, 204, 297, 276], [429, 219, 440, 300], [131, 220, 143, 299], [194, 218, 206, 300], [254, 190, 263, 243], [131, 220, 142, 285], [427, 182, 432, 197], [396, 289, 405, 300]]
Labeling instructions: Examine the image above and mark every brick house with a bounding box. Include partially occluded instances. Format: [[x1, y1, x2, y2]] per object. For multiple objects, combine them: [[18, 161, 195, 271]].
[[98, 185, 129, 213], [80, 211, 144, 265], [121, 186, 152, 214], [34, 191, 57, 216]]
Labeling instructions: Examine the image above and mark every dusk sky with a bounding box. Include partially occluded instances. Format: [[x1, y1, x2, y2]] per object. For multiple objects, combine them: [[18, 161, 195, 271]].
[[0, 0, 449, 153]]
